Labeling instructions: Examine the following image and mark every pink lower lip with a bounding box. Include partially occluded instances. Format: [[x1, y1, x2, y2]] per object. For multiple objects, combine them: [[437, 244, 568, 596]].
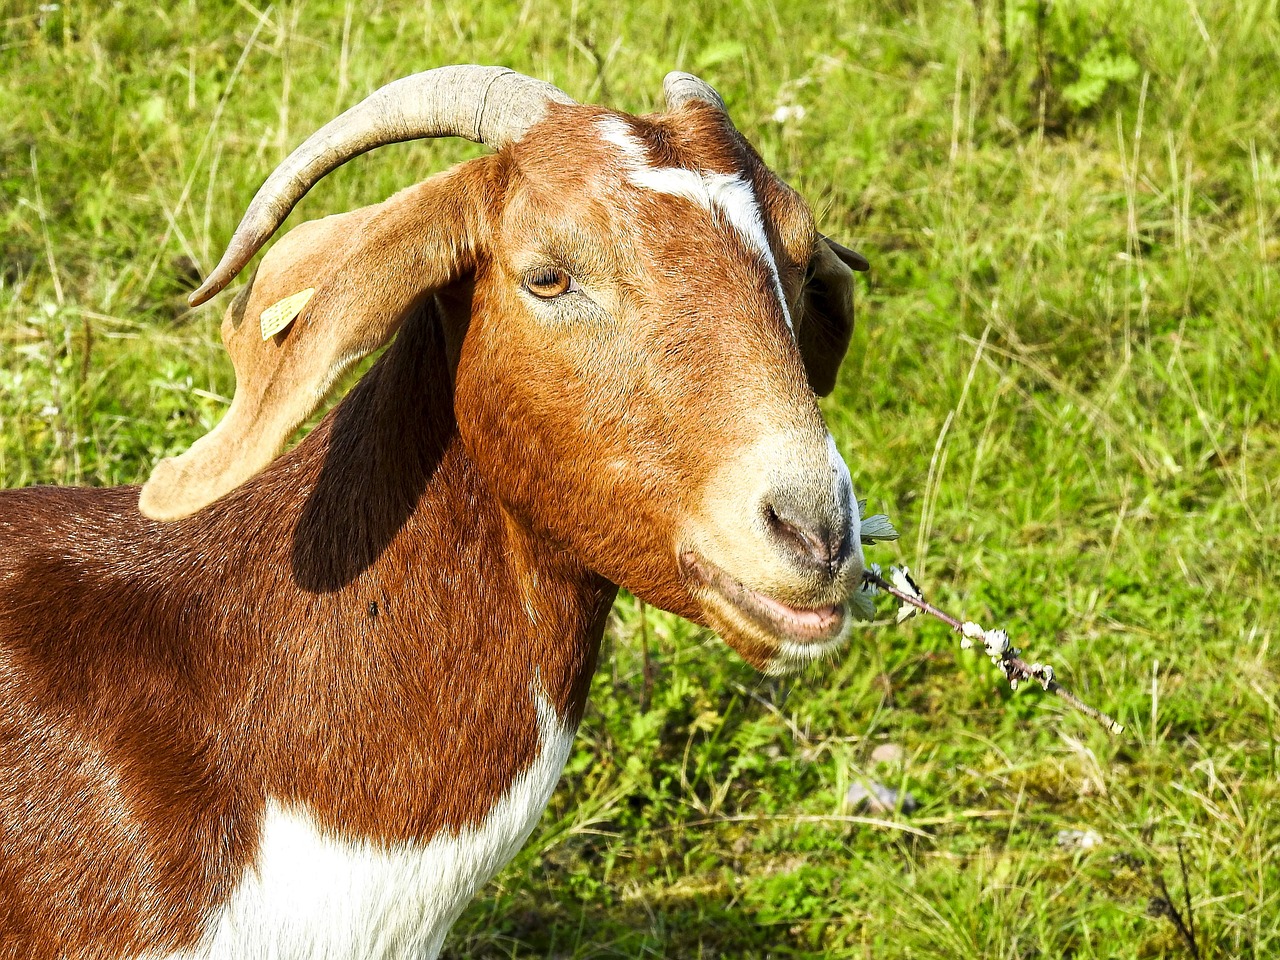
[[680, 551, 844, 643], [750, 589, 841, 632]]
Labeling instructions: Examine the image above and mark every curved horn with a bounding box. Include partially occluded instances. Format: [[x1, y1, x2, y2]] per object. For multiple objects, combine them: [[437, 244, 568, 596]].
[[662, 71, 727, 113], [190, 65, 574, 307]]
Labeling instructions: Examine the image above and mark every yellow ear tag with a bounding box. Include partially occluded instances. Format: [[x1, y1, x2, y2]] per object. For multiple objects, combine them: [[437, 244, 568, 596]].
[[260, 288, 315, 341]]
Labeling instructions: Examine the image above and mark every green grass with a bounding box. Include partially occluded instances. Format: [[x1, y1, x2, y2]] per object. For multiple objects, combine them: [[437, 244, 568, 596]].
[[2, 0, 1278, 956]]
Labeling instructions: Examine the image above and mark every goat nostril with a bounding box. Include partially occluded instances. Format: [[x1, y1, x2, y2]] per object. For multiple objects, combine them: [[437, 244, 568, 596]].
[[764, 502, 841, 570]]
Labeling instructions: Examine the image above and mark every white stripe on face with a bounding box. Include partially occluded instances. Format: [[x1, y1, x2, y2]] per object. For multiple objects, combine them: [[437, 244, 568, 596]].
[[596, 117, 794, 332]]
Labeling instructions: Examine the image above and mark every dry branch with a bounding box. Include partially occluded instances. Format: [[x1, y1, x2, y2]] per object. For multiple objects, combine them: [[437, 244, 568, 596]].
[[861, 567, 1124, 736]]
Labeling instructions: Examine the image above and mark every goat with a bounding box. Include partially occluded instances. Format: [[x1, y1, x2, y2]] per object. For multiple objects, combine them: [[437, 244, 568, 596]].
[[0, 65, 870, 959]]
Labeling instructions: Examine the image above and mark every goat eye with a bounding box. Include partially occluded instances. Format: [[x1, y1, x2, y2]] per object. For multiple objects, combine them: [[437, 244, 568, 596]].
[[524, 267, 575, 299]]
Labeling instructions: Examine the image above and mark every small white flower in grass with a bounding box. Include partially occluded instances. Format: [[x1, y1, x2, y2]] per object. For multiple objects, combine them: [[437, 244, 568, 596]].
[[1057, 828, 1103, 851], [772, 104, 807, 123]]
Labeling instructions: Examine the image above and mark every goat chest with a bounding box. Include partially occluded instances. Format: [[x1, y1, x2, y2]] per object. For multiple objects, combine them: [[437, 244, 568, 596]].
[[151, 687, 574, 960]]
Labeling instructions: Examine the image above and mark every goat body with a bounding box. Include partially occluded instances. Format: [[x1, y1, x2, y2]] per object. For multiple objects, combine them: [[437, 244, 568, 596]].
[[0, 67, 868, 959], [1, 310, 611, 958]]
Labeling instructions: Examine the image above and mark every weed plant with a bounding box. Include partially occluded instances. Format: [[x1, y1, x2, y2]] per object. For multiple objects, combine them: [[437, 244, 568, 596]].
[[1, 1, 1277, 956]]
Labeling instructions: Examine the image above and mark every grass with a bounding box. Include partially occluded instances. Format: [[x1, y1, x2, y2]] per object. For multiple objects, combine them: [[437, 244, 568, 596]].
[[2, 0, 1278, 956]]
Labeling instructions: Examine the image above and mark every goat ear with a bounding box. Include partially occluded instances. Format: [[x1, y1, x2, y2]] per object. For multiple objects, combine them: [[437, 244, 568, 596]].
[[795, 235, 863, 397], [139, 158, 494, 521]]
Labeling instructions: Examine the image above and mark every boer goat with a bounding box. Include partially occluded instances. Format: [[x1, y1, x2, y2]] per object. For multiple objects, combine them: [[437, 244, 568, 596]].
[[0, 65, 870, 959]]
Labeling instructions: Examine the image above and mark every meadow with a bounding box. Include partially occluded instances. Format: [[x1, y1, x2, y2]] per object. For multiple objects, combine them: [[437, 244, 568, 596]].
[[1, 0, 1277, 956]]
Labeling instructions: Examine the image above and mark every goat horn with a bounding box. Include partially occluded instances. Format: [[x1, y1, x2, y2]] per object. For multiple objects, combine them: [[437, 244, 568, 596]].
[[190, 65, 574, 307], [662, 71, 727, 113]]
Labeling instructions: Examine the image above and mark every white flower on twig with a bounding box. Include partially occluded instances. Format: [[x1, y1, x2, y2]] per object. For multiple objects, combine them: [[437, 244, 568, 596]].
[[983, 628, 1010, 660], [959, 620, 984, 650], [889, 566, 922, 622], [856, 521, 1124, 735], [1028, 663, 1054, 689]]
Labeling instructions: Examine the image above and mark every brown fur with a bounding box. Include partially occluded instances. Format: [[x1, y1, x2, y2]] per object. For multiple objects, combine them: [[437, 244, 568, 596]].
[[0, 96, 859, 959]]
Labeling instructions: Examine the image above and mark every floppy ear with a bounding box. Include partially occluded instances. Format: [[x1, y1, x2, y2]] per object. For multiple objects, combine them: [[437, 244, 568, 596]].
[[795, 235, 866, 397], [139, 157, 494, 521]]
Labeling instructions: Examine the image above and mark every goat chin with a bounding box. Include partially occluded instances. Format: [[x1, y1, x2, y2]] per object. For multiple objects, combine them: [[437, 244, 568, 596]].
[[0, 64, 868, 960]]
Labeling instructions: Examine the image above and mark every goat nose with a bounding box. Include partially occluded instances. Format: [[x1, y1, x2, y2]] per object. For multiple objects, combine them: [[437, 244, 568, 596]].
[[763, 495, 850, 574]]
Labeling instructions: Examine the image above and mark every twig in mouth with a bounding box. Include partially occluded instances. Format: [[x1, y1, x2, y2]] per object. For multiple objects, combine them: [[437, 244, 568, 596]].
[[861, 567, 1124, 736]]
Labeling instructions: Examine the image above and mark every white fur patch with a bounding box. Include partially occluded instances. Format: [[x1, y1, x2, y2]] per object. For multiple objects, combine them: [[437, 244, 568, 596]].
[[150, 688, 574, 960], [597, 117, 793, 331], [826, 433, 861, 552]]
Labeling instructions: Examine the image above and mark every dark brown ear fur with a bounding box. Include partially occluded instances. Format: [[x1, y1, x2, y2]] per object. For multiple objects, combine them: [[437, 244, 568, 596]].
[[796, 237, 860, 397], [139, 157, 497, 521]]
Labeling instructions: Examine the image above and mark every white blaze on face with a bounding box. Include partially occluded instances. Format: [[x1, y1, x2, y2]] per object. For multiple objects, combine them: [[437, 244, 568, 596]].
[[826, 432, 862, 563], [596, 116, 794, 332]]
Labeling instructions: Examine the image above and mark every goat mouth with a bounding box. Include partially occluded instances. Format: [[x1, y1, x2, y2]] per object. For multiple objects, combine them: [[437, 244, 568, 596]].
[[679, 550, 847, 647]]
